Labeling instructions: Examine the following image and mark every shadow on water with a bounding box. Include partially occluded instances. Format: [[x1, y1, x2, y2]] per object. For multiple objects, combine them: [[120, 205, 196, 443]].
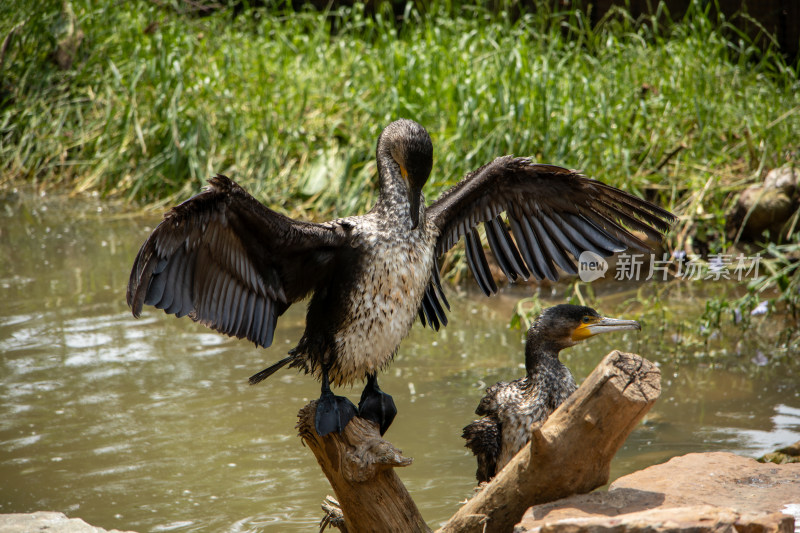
[[1, 189, 798, 532]]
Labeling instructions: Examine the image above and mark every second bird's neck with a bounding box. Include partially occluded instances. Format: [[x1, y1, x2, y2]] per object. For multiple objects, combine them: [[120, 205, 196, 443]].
[[524, 336, 567, 376]]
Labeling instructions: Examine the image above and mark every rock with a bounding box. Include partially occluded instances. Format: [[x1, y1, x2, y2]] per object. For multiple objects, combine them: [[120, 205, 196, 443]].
[[726, 164, 799, 242], [609, 452, 800, 512], [727, 186, 795, 241], [764, 166, 799, 195], [525, 505, 792, 533], [0, 512, 137, 533], [516, 452, 800, 532]]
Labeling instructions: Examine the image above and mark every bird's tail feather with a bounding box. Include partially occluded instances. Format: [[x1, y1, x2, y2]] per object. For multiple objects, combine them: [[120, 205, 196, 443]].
[[249, 355, 294, 385]]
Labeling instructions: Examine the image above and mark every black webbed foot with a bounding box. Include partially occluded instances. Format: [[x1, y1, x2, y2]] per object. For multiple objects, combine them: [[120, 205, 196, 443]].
[[315, 389, 358, 436], [358, 374, 397, 435], [315, 368, 357, 436]]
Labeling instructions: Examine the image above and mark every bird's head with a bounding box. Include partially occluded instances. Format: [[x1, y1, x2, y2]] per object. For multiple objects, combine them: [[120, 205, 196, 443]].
[[528, 304, 641, 355], [377, 119, 433, 229]]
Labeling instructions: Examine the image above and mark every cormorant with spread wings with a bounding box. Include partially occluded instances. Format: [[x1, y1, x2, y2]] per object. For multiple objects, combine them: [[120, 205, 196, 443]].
[[127, 119, 674, 436]]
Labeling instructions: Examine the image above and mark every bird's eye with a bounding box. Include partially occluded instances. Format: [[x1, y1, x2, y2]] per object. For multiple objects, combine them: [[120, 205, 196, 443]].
[[582, 316, 592, 323]]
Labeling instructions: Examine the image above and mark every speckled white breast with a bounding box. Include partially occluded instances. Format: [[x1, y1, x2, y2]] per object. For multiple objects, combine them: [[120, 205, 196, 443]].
[[327, 215, 437, 386], [495, 383, 546, 470], [494, 368, 577, 472]]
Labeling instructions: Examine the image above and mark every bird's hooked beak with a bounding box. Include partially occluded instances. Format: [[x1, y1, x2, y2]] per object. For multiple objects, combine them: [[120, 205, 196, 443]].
[[400, 165, 422, 229], [571, 316, 641, 342]]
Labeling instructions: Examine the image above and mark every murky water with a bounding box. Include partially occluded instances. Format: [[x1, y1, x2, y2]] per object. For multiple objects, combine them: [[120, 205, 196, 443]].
[[1, 189, 798, 532]]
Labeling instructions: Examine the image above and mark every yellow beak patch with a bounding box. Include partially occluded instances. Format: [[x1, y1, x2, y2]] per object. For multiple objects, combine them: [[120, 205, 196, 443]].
[[571, 321, 595, 342]]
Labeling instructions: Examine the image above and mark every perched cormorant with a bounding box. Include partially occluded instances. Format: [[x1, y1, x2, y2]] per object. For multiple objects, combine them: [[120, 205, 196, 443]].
[[126, 119, 673, 437], [462, 304, 641, 483]]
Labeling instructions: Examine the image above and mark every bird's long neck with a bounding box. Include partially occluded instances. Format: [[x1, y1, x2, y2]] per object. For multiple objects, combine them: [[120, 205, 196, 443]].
[[375, 150, 420, 230]]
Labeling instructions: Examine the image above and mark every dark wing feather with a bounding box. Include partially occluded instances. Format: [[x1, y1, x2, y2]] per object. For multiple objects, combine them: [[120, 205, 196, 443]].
[[126, 174, 348, 348], [427, 157, 675, 292], [462, 416, 501, 483], [417, 255, 450, 330]]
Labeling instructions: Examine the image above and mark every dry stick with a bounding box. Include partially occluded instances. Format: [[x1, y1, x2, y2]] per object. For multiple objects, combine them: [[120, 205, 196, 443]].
[[438, 350, 661, 533], [297, 404, 431, 533]]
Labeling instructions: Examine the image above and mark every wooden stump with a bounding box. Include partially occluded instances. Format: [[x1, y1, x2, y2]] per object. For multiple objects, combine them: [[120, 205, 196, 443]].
[[297, 403, 431, 532], [298, 350, 660, 533]]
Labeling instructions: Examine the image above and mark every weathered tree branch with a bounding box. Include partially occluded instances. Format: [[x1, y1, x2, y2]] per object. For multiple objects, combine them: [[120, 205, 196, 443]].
[[298, 351, 660, 533], [438, 350, 661, 533], [297, 403, 431, 533]]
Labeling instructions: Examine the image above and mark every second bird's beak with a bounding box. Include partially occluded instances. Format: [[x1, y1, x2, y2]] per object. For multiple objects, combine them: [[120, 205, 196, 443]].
[[572, 316, 641, 342]]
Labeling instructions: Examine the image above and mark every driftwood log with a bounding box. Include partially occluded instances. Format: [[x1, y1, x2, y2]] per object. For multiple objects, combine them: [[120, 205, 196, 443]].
[[297, 350, 661, 533], [297, 403, 430, 532]]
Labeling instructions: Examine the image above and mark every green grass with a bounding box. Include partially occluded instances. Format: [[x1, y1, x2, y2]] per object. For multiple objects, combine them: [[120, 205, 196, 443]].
[[3, 1, 797, 208], [1, 0, 798, 325]]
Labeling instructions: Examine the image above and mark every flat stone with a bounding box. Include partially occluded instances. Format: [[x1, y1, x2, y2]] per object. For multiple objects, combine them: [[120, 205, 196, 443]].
[[532, 505, 792, 533], [0, 512, 137, 533], [516, 452, 800, 532]]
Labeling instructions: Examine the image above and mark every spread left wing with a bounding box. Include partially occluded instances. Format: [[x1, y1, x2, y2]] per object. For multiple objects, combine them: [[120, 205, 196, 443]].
[[417, 157, 675, 328]]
